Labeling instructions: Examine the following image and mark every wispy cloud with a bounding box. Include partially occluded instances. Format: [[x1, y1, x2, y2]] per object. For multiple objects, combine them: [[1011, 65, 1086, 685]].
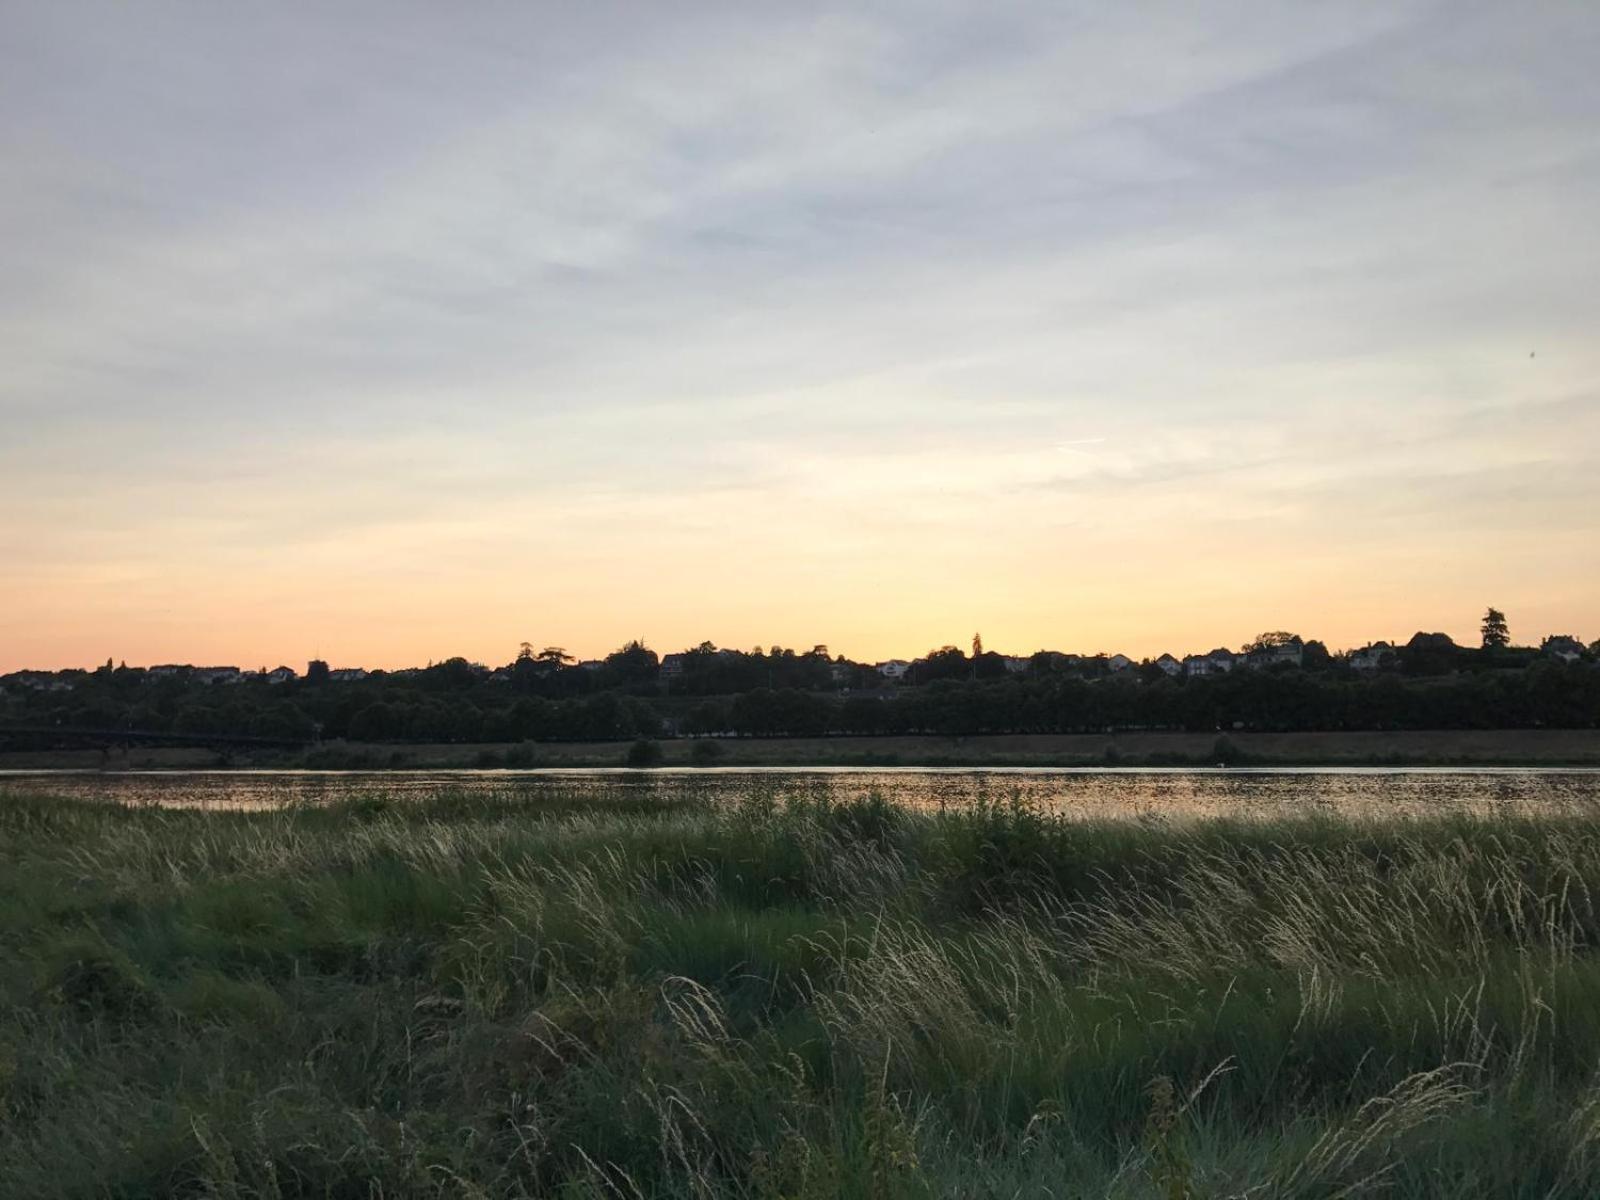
[[2, 1, 1597, 667]]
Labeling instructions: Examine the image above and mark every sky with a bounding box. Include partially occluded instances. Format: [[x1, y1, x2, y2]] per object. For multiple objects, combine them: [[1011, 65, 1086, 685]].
[[2, 1, 1598, 672]]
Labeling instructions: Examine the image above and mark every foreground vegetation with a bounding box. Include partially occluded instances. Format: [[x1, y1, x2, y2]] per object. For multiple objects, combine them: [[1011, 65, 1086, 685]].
[[5, 787, 1600, 1196]]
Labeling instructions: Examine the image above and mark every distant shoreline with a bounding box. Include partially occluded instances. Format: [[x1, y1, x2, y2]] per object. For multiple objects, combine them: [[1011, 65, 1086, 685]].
[[4, 728, 1600, 771]]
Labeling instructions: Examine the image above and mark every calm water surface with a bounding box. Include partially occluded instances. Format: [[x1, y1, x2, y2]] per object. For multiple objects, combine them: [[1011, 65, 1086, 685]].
[[5, 767, 1600, 819]]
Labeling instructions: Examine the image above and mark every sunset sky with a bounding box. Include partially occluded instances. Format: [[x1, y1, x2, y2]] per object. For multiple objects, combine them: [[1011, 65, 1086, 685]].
[[3, 1, 1598, 673]]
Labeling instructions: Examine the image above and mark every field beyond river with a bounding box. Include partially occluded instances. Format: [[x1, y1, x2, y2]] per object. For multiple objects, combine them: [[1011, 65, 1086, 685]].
[[6, 727, 1600, 771], [7, 778, 1600, 1197]]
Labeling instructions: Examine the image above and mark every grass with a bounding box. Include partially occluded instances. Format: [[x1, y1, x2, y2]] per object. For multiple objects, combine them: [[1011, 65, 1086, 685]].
[[4, 785, 1600, 1196]]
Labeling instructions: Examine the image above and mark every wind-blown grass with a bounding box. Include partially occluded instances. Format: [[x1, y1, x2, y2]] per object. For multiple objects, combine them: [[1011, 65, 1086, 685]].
[[3, 785, 1600, 1196]]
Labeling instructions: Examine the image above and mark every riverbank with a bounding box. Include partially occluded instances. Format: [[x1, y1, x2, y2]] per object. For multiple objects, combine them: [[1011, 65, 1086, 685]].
[[6, 727, 1600, 771], [5, 786, 1600, 1195]]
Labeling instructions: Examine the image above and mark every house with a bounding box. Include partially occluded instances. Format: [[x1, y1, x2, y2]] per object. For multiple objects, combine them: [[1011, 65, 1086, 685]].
[[575, 660, 604, 671], [1002, 656, 1030, 674], [1242, 637, 1303, 670], [1154, 653, 1182, 677], [875, 659, 911, 680], [4, 671, 73, 693], [1108, 653, 1133, 672], [265, 666, 297, 685], [328, 668, 368, 683], [1185, 648, 1236, 677], [1349, 642, 1394, 672], [660, 653, 690, 679], [148, 663, 242, 684], [1542, 635, 1585, 664]]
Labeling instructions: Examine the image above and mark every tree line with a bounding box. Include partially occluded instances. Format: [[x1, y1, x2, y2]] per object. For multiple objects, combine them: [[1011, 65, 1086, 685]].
[[4, 652, 1597, 744]]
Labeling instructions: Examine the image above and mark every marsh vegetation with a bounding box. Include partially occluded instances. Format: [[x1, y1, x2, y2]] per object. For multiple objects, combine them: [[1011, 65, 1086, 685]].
[[4, 784, 1600, 1196]]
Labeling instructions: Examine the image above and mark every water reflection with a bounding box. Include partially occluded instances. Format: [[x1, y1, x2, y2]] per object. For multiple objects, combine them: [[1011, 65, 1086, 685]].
[[4, 767, 1600, 819]]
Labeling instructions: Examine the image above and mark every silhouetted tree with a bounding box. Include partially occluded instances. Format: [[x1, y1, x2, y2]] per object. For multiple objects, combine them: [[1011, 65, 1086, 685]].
[[1482, 608, 1510, 649], [909, 646, 969, 685], [1302, 640, 1332, 671], [973, 651, 1009, 680], [423, 657, 480, 690], [348, 703, 396, 741], [1244, 631, 1301, 653], [605, 639, 659, 685], [1402, 632, 1462, 677]]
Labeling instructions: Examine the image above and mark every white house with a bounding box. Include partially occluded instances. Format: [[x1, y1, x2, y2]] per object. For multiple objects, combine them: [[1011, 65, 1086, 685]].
[[1002, 656, 1030, 674], [876, 659, 911, 680], [1108, 653, 1133, 672], [5, 671, 74, 692], [328, 668, 368, 683], [265, 666, 297, 685], [1349, 642, 1394, 672], [1154, 653, 1182, 676]]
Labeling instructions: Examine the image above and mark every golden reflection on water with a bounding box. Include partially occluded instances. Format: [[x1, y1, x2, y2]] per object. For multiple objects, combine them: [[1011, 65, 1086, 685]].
[[3, 768, 1600, 820]]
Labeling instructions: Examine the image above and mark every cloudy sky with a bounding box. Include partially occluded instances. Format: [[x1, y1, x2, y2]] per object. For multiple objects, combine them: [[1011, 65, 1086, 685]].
[[3, 1, 1597, 671]]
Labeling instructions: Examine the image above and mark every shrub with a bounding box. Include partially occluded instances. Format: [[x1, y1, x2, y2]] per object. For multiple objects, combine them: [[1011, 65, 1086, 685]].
[[690, 739, 725, 766], [504, 741, 541, 768], [625, 739, 664, 768], [1212, 734, 1244, 765]]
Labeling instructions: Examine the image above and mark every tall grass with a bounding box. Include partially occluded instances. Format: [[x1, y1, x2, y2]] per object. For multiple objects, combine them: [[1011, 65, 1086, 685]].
[[3, 786, 1600, 1196]]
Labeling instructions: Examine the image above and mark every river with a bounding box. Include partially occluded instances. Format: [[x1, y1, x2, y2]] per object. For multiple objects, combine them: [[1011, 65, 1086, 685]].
[[5, 766, 1600, 818]]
